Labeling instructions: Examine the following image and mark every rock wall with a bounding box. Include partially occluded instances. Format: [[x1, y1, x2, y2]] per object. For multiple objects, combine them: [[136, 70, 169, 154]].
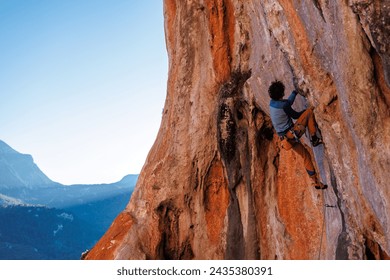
[[86, 0, 390, 260]]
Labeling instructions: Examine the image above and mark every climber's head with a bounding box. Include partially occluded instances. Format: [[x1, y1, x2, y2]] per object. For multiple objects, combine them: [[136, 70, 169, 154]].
[[268, 80, 285, 100]]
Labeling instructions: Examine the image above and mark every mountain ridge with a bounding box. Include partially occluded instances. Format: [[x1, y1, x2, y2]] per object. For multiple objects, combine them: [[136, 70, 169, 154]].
[[0, 139, 137, 208], [0, 139, 137, 259], [0, 140, 55, 189]]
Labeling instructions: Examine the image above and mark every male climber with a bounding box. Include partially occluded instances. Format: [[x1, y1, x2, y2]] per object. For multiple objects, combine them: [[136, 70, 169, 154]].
[[268, 80, 327, 190]]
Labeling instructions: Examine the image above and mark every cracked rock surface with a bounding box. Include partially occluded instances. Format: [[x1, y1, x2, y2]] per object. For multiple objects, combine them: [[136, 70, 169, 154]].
[[86, 0, 390, 260]]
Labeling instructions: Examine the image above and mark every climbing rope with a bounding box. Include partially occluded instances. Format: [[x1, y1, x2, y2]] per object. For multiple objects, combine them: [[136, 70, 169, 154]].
[[318, 202, 326, 260], [305, 126, 337, 260], [317, 197, 337, 259], [297, 92, 338, 259]]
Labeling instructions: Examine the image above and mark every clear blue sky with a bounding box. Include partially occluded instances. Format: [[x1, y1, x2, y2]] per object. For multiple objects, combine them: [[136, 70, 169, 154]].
[[0, 1, 168, 185]]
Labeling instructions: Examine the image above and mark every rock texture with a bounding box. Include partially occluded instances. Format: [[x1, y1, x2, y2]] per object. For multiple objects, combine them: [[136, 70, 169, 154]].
[[86, 0, 390, 260]]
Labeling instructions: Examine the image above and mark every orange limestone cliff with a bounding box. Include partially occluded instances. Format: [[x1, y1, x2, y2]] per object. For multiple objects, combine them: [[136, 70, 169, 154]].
[[86, 0, 390, 260]]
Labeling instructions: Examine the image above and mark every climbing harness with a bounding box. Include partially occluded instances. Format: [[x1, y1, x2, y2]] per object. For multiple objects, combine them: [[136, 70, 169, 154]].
[[291, 123, 306, 141], [290, 128, 301, 143], [279, 124, 306, 151]]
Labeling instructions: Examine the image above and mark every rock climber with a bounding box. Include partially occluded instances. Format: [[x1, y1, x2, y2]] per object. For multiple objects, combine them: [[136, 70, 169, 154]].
[[268, 80, 327, 190]]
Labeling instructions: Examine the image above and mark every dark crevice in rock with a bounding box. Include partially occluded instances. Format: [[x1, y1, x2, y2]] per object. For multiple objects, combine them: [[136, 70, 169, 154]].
[[218, 70, 259, 259], [329, 165, 350, 260], [257, 120, 274, 142], [219, 70, 252, 98], [155, 199, 186, 259], [217, 70, 252, 167], [335, 232, 350, 260], [329, 166, 345, 232], [351, 0, 390, 86], [312, 0, 326, 22], [237, 102, 261, 259], [325, 93, 338, 106], [179, 238, 195, 260], [218, 102, 237, 163], [364, 237, 390, 260], [226, 193, 245, 259], [370, 46, 390, 110]]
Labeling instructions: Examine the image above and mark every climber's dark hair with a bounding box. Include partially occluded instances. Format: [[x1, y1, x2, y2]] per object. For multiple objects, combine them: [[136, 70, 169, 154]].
[[268, 80, 285, 100]]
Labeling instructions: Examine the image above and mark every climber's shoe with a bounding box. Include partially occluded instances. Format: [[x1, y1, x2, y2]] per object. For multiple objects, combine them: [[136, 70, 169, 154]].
[[309, 175, 328, 190], [314, 182, 328, 190], [311, 134, 323, 147]]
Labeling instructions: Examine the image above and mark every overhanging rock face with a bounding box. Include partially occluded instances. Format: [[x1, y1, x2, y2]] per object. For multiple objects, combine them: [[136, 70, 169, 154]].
[[86, 0, 390, 260]]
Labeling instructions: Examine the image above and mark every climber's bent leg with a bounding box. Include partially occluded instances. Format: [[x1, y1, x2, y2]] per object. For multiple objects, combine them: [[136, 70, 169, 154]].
[[292, 142, 327, 189], [294, 107, 317, 136], [291, 142, 315, 174], [294, 108, 323, 146]]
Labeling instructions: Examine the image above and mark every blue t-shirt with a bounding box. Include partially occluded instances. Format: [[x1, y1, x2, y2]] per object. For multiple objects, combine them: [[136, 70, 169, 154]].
[[269, 90, 303, 136]]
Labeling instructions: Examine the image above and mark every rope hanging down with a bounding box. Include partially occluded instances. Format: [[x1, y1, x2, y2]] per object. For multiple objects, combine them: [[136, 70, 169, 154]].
[[296, 86, 338, 259], [317, 197, 337, 260]]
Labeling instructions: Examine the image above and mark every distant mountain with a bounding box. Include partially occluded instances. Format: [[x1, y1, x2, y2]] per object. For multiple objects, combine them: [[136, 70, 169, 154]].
[[26, 174, 138, 208], [0, 139, 137, 208], [0, 140, 55, 190], [0, 140, 137, 259]]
